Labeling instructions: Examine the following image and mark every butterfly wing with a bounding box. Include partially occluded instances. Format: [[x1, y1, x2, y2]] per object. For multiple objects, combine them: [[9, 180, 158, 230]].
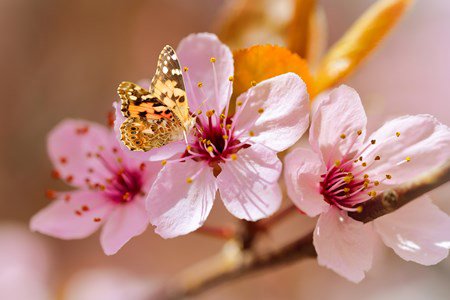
[[120, 117, 180, 152], [117, 81, 183, 151], [150, 45, 191, 127]]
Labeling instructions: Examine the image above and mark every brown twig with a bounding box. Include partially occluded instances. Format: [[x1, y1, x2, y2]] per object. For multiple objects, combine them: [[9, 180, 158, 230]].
[[153, 160, 450, 300]]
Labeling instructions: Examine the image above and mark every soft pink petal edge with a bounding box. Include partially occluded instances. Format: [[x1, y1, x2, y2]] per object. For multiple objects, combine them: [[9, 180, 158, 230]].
[[234, 73, 310, 152], [177, 32, 234, 113], [284, 147, 329, 217], [314, 207, 375, 283], [374, 195, 450, 265], [147, 160, 217, 238]]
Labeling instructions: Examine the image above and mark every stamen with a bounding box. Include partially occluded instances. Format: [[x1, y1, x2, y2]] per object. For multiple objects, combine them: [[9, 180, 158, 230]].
[[210, 57, 216, 63], [183, 67, 188, 72], [93, 218, 102, 222], [186, 177, 193, 184], [406, 156, 411, 162], [197, 82, 203, 88], [258, 108, 264, 114], [340, 134, 346, 139], [396, 132, 401, 137], [371, 139, 376, 145], [250, 80, 257, 86], [228, 76, 234, 81], [386, 174, 392, 179], [230, 154, 238, 161], [161, 160, 167, 166], [357, 130, 362, 135], [374, 155, 381, 160]]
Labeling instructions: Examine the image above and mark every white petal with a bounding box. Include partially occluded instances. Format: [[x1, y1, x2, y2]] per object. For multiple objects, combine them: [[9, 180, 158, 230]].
[[234, 73, 310, 152], [314, 207, 374, 283], [147, 160, 217, 238], [284, 148, 329, 217], [217, 144, 282, 221], [374, 196, 450, 265]]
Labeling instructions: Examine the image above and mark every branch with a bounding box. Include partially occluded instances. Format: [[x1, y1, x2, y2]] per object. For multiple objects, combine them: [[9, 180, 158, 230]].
[[153, 160, 450, 299], [349, 159, 450, 222]]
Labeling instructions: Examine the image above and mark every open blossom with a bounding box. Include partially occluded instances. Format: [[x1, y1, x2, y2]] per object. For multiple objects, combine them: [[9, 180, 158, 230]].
[[30, 119, 161, 255], [113, 33, 310, 238], [284, 85, 450, 282]]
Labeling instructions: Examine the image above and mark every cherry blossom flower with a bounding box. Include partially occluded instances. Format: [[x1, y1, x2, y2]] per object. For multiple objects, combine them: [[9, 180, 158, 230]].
[[284, 85, 450, 282], [113, 33, 310, 238], [30, 119, 162, 255]]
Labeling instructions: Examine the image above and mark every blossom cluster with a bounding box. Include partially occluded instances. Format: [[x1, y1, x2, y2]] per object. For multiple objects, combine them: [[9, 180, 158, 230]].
[[30, 33, 450, 282]]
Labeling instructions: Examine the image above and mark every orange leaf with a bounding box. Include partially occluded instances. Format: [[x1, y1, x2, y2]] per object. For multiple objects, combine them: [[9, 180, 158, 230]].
[[233, 45, 315, 101], [287, 0, 316, 58], [315, 0, 413, 93]]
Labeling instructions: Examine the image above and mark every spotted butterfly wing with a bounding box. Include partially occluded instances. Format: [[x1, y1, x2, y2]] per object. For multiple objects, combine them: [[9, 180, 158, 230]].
[[117, 45, 192, 152], [150, 45, 191, 127]]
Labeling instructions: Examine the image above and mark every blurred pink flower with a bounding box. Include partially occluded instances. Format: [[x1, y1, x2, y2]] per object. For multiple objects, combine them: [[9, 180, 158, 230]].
[[113, 33, 310, 238], [284, 85, 450, 282], [0, 223, 52, 300], [63, 268, 154, 300], [30, 119, 162, 255]]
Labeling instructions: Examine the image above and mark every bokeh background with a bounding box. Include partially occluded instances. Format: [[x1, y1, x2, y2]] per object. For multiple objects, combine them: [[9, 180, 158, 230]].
[[0, 0, 449, 299]]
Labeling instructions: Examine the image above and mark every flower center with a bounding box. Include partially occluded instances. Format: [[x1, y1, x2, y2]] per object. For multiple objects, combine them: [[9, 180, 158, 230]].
[[319, 130, 410, 212], [184, 110, 244, 168]]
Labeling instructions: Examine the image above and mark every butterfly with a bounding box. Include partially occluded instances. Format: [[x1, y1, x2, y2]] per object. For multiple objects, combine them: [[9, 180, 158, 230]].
[[117, 45, 195, 151]]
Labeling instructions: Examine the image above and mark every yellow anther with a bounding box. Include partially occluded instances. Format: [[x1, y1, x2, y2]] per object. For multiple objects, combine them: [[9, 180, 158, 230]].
[[230, 153, 238, 161], [258, 108, 264, 114], [375, 155, 381, 161], [249, 130, 255, 137], [206, 140, 211, 145], [117, 157, 123, 163], [386, 174, 392, 179], [226, 124, 232, 130], [334, 160, 341, 167], [206, 110, 215, 117], [207, 146, 213, 152], [161, 160, 167, 166], [362, 162, 367, 167], [357, 130, 362, 136], [222, 135, 229, 140], [197, 82, 203, 88], [371, 139, 376, 145], [396, 132, 401, 137], [343, 187, 350, 193], [228, 76, 234, 82], [406, 156, 411, 162], [186, 145, 192, 151], [356, 206, 363, 213], [340, 134, 346, 139], [210, 57, 216, 63], [186, 177, 193, 184], [250, 80, 257, 86], [364, 174, 369, 179], [197, 109, 202, 115], [237, 101, 243, 106], [343, 175, 353, 183], [220, 113, 226, 120], [374, 180, 380, 186], [183, 67, 189, 72], [359, 156, 363, 161]]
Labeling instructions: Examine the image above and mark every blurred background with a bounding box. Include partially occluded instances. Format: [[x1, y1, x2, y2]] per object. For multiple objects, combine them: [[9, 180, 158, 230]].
[[0, 0, 449, 299]]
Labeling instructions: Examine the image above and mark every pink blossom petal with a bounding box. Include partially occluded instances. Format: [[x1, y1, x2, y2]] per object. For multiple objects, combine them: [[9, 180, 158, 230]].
[[48, 119, 116, 187], [374, 196, 450, 265], [363, 115, 450, 184], [113, 102, 185, 161], [177, 33, 233, 113], [100, 197, 149, 255], [314, 207, 374, 283], [284, 148, 329, 217], [147, 160, 217, 238], [309, 85, 367, 167], [234, 73, 310, 152], [30, 190, 114, 239], [217, 144, 282, 221]]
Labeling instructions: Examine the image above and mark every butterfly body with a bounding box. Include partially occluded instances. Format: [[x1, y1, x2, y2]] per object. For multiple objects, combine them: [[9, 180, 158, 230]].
[[117, 46, 194, 151]]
